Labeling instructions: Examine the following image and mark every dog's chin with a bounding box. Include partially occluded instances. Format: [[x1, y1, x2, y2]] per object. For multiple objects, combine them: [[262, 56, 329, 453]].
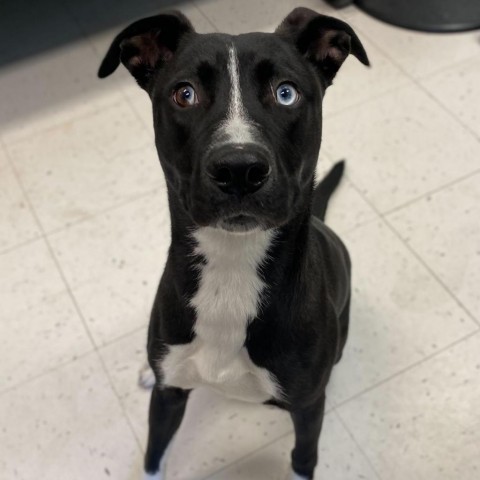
[[216, 215, 262, 234]]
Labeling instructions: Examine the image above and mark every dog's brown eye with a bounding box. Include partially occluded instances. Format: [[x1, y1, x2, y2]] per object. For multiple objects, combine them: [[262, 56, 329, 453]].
[[173, 84, 198, 107]]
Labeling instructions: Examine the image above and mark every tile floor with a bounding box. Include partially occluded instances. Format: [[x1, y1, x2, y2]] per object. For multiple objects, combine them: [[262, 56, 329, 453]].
[[1, 1, 479, 479]]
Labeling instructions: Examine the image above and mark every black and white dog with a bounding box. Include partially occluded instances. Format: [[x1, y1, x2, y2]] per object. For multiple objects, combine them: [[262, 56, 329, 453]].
[[99, 7, 368, 479]]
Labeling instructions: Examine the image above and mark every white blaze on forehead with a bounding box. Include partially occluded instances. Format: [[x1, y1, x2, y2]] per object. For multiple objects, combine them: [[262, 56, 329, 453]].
[[219, 45, 256, 144]]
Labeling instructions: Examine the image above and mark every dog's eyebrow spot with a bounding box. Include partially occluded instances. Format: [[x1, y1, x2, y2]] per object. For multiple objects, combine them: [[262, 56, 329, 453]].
[[197, 61, 216, 89], [255, 59, 275, 84]]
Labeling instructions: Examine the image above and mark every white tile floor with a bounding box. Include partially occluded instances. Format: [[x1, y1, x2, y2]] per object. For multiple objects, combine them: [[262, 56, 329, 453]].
[[1, 1, 479, 479]]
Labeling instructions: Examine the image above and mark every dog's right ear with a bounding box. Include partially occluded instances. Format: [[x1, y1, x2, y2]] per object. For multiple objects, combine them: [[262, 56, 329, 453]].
[[98, 11, 194, 89]]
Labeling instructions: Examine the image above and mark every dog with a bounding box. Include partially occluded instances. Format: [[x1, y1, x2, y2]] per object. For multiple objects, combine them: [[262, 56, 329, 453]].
[[98, 6, 369, 479]]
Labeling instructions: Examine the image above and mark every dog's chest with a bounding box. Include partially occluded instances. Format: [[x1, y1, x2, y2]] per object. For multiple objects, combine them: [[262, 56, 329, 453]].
[[159, 228, 280, 403]]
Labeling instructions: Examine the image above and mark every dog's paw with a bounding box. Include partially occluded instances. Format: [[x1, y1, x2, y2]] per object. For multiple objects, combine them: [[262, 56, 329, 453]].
[[287, 471, 309, 480], [143, 471, 164, 480], [138, 362, 156, 390]]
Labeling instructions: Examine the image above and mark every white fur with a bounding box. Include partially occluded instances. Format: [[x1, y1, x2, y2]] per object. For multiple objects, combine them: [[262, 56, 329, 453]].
[[216, 45, 256, 145], [289, 472, 309, 480], [143, 471, 163, 480], [138, 361, 156, 389], [159, 227, 281, 403]]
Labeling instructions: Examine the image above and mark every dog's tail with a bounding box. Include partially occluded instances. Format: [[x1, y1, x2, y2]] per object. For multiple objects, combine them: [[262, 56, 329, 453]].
[[312, 160, 345, 221]]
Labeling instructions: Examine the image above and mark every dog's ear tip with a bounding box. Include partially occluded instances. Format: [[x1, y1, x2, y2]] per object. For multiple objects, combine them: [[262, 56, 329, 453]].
[[354, 47, 370, 67], [97, 66, 109, 79]]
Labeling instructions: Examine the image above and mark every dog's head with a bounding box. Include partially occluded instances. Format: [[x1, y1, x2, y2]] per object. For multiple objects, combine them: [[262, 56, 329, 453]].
[[99, 7, 368, 232]]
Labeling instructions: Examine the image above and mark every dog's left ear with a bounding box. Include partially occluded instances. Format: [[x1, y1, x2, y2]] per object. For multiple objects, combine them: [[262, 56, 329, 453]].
[[98, 11, 194, 89], [276, 7, 369, 85]]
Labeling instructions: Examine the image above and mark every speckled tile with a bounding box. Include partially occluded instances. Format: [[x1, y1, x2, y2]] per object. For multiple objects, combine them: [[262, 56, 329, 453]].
[[0, 149, 40, 253], [207, 412, 379, 480], [420, 57, 480, 139], [124, 87, 155, 139], [337, 331, 480, 480], [340, 6, 480, 80], [6, 102, 154, 233], [326, 219, 477, 405], [49, 190, 170, 346], [321, 83, 480, 213], [100, 329, 293, 479], [0, 352, 142, 480], [0, 240, 93, 391], [388, 172, 480, 322], [0, 239, 65, 309], [0, 39, 124, 145], [98, 328, 150, 444], [193, 0, 336, 34], [323, 35, 410, 118]]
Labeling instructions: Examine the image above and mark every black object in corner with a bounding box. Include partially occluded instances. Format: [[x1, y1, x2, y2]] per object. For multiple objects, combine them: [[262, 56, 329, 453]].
[[324, 0, 480, 33]]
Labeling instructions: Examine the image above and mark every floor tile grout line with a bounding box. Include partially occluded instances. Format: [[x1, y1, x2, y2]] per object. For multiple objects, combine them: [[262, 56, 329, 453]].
[[381, 167, 480, 217], [0, 321, 147, 399], [382, 213, 480, 326], [99, 324, 148, 350], [332, 409, 383, 480], [0, 349, 95, 399], [0, 179, 164, 260], [414, 80, 480, 142], [323, 78, 414, 121], [414, 52, 480, 82], [1, 96, 125, 147], [5, 156, 98, 349], [191, 0, 221, 32], [0, 230, 42, 257], [343, 173, 480, 326], [9, 6, 156, 455], [199, 406, 342, 480], [93, 349, 146, 452], [345, 17, 480, 142], [334, 328, 480, 411], [60, 0, 156, 142], [43, 183, 165, 239], [46, 232, 146, 452], [199, 429, 294, 480], [1, 137, 146, 454], [0, 142, 44, 257]]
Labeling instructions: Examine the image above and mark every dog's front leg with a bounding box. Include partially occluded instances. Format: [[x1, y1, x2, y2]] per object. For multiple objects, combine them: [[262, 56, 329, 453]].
[[144, 387, 190, 479], [289, 393, 326, 480]]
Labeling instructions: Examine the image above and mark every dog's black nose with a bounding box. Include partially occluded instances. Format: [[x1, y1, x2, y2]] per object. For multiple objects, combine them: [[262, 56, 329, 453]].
[[207, 146, 271, 196]]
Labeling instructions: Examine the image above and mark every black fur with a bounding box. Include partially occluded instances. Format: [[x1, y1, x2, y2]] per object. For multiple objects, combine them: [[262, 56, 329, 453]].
[[99, 7, 368, 479]]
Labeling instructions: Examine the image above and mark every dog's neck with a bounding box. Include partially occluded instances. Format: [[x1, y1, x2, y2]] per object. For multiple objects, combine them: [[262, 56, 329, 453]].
[[165, 188, 313, 299]]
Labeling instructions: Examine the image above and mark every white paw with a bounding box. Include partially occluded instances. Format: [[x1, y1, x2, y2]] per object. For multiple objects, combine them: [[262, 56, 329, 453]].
[[143, 471, 164, 480], [288, 471, 309, 480], [138, 361, 156, 389]]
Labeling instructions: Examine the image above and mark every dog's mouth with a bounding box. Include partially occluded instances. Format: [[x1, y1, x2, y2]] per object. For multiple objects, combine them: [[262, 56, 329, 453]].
[[217, 214, 261, 233]]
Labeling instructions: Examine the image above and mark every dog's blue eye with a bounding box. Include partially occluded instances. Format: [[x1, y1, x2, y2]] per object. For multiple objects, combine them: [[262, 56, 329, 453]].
[[276, 83, 299, 106], [173, 84, 198, 107]]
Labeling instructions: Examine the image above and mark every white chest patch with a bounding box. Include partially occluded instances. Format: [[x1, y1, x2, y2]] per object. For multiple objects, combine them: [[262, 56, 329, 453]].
[[160, 227, 281, 403]]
